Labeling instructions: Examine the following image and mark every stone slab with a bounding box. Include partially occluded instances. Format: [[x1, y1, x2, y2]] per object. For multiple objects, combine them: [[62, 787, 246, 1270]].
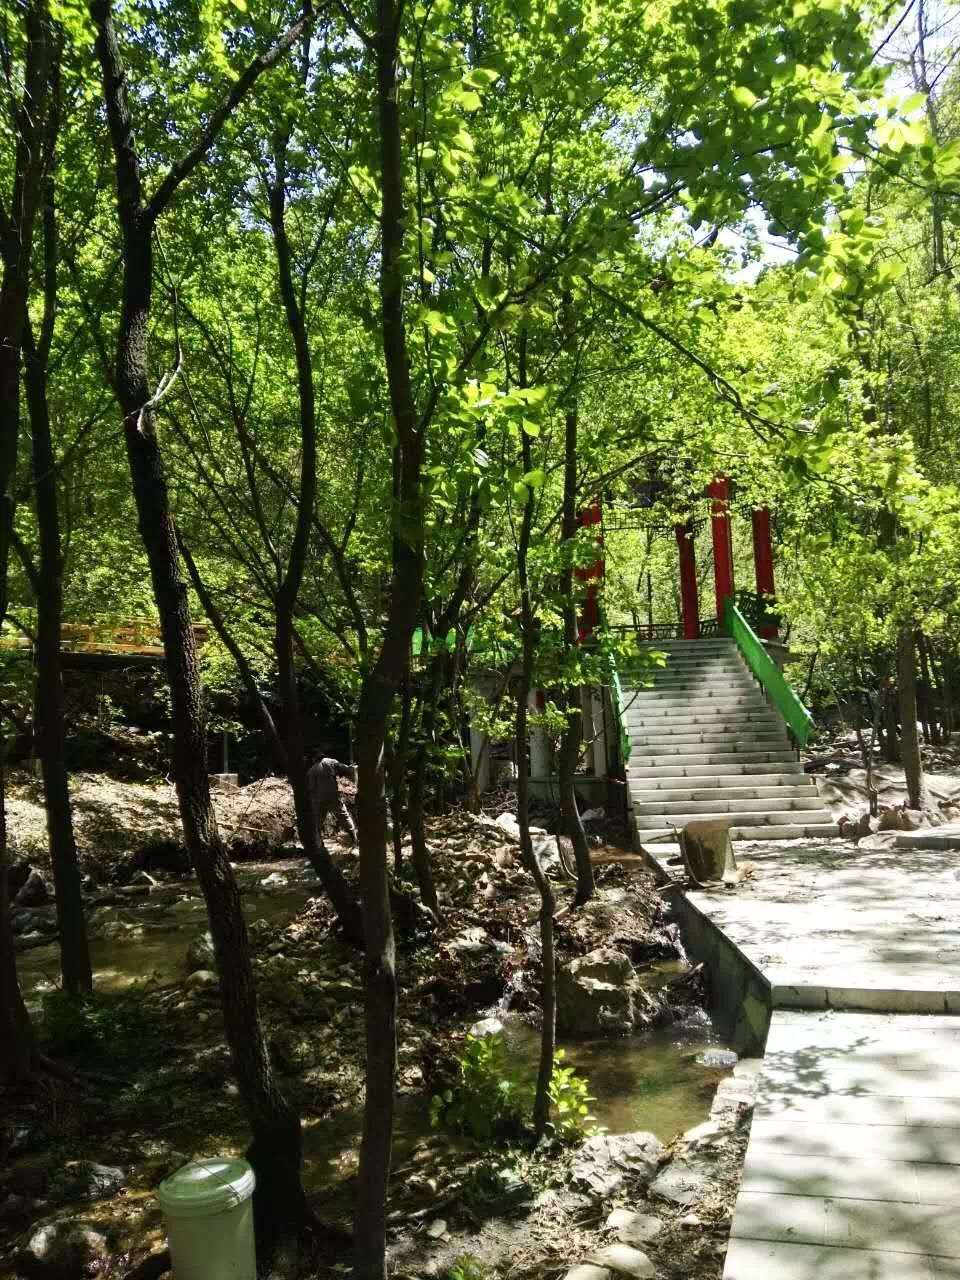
[[897, 825, 960, 851], [725, 1238, 960, 1279]]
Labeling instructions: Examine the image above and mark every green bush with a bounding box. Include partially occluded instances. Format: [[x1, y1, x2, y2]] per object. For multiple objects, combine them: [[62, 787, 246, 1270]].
[[447, 1257, 490, 1280], [430, 1032, 596, 1143], [41, 985, 164, 1066]]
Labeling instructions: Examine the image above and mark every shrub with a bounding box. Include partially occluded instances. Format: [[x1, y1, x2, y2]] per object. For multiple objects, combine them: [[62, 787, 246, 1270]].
[[40, 984, 164, 1066], [430, 1032, 596, 1143]]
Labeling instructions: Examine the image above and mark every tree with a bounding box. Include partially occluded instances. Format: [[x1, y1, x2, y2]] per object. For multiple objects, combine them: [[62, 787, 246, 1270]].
[[88, 0, 315, 1248], [0, 0, 54, 1084]]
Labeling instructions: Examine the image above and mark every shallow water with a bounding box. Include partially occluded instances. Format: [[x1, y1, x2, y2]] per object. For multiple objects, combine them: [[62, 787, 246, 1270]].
[[16, 860, 316, 1010], [302, 1010, 732, 1205]]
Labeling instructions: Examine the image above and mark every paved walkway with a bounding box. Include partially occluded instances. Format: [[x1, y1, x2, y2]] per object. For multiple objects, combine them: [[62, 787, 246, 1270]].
[[651, 838, 960, 1278]]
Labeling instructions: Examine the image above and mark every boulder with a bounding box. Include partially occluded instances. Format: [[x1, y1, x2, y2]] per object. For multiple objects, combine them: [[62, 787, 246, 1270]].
[[569, 1131, 664, 1198], [648, 1155, 715, 1206], [469, 1017, 504, 1039], [8, 860, 32, 898], [586, 1245, 655, 1279], [16, 1219, 108, 1280], [15, 871, 50, 908], [185, 932, 214, 972], [557, 948, 638, 1035], [57, 1162, 125, 1202], [564, 1268, 611, 1280], [604, 1209, 662, 1246], [185, 969, 218, 992]]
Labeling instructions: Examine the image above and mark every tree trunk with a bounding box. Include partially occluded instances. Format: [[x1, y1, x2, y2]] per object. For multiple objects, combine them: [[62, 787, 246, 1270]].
[[24, 316, 92, 994], [90, 0, 307, 1245], [275, 613, 363, 942], [898, 624, 926, 811], [558, 326, 594, 904], [387, 669, 412, 876], [406, 651, 443, 918], [353, 0, 425, 1269], [0, 0, 53, 1077], [557, 691, 593, 904], [882, 680, 900, 763], [265, 135, 363, 944], [0, 757, 35, 1083], [515, 333, 555, 1138]]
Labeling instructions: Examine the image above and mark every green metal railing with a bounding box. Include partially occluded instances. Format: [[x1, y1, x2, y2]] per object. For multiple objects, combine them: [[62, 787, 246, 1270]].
[[608, 656, 632, 764], [722, 599, 815, 748]]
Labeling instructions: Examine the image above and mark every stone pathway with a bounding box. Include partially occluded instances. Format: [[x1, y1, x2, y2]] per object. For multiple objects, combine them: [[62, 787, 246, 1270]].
[[648, 838, 960, 1278]]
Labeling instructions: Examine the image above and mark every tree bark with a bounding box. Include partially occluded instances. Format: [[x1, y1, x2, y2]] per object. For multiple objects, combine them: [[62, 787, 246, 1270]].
[[558, 319, 593, 904], [266, 141, 363, 944], [406, 651, 443, 918], [23, 173, 92, 993], [515, 334, 555, 1138], [898, 624, 926, 811], [353, 0, 426, 1270], [90, 0, 310, 1246], [0, 0, 53, 1080]]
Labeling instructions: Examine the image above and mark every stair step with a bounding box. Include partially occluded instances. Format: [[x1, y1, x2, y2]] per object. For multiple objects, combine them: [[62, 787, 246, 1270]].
[[633, 807, 835, 830], [631, 794, 828, 816], [640, 821, 840, 842], [627, 684, 760, 698], [628, 760, 803, 779], [628, 734, 787, 751], [629, 782, 817, 803], [631, 749, 798, 768], [627, 770, 808, 789], [627, 701, 778, 721]]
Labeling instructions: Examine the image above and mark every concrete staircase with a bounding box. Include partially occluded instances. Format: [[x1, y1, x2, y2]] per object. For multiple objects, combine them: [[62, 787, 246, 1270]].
[[621, 637, 837, 842]]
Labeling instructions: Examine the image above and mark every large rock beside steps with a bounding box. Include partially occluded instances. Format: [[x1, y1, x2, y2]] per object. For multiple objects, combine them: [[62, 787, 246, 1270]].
[[557, 948, 639, 1035]]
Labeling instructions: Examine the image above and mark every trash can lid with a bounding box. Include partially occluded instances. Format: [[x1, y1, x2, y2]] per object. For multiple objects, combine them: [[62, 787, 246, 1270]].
[[158, 1158, 256, 1218]]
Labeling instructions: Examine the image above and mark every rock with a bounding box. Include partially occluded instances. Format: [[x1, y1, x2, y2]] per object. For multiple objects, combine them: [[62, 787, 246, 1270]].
[[8, 860, 32, 897], [581, 808, 605, 822], [260, 871, 288, 888], [129, 870, 158, 888], [16, 1219, 108, 1280], [425, 1218, 447, 1239], [185, 969, 218, 991], [680, 1213, 702, 1227], [605, 1209, 662, 1246], [15, 871, 50, 908], [557, 948, 639, 1035], [247, 918, 272, 948], [564, 1268, 612, 1280], [58, 1162, 126, 1201], [902, 808, 925, 830], [649, 1156, 714, 1206], [857, 830, 900, 851], [696, 1048, 738, 1068], [185, 931, 214, 972], [493, 812, 546, 840], [569, 1132, 664, 1198], [469, 1017, 504, 1039], [586, 1245, 655, 1279]]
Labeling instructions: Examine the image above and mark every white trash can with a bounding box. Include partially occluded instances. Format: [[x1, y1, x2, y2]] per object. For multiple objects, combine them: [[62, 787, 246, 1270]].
[[158, 1157, 256, 1280]]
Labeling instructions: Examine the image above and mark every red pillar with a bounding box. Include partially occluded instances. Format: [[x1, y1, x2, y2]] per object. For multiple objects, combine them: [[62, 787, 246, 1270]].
[[707, 477, 734, 622], [674, 521, 699, 640], [575, 502, 604, 642], [752, 506, 777, 639]]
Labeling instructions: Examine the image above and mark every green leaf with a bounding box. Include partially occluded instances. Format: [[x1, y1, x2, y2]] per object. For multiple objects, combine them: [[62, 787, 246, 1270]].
[[732, 85, 758, 109]]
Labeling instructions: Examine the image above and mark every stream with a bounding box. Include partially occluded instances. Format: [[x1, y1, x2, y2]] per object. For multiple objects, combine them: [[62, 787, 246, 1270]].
[[16, 860, 734, 1205]]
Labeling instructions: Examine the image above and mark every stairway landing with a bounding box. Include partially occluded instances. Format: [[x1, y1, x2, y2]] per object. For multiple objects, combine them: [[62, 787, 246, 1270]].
[[621, 638, 836, 842]]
